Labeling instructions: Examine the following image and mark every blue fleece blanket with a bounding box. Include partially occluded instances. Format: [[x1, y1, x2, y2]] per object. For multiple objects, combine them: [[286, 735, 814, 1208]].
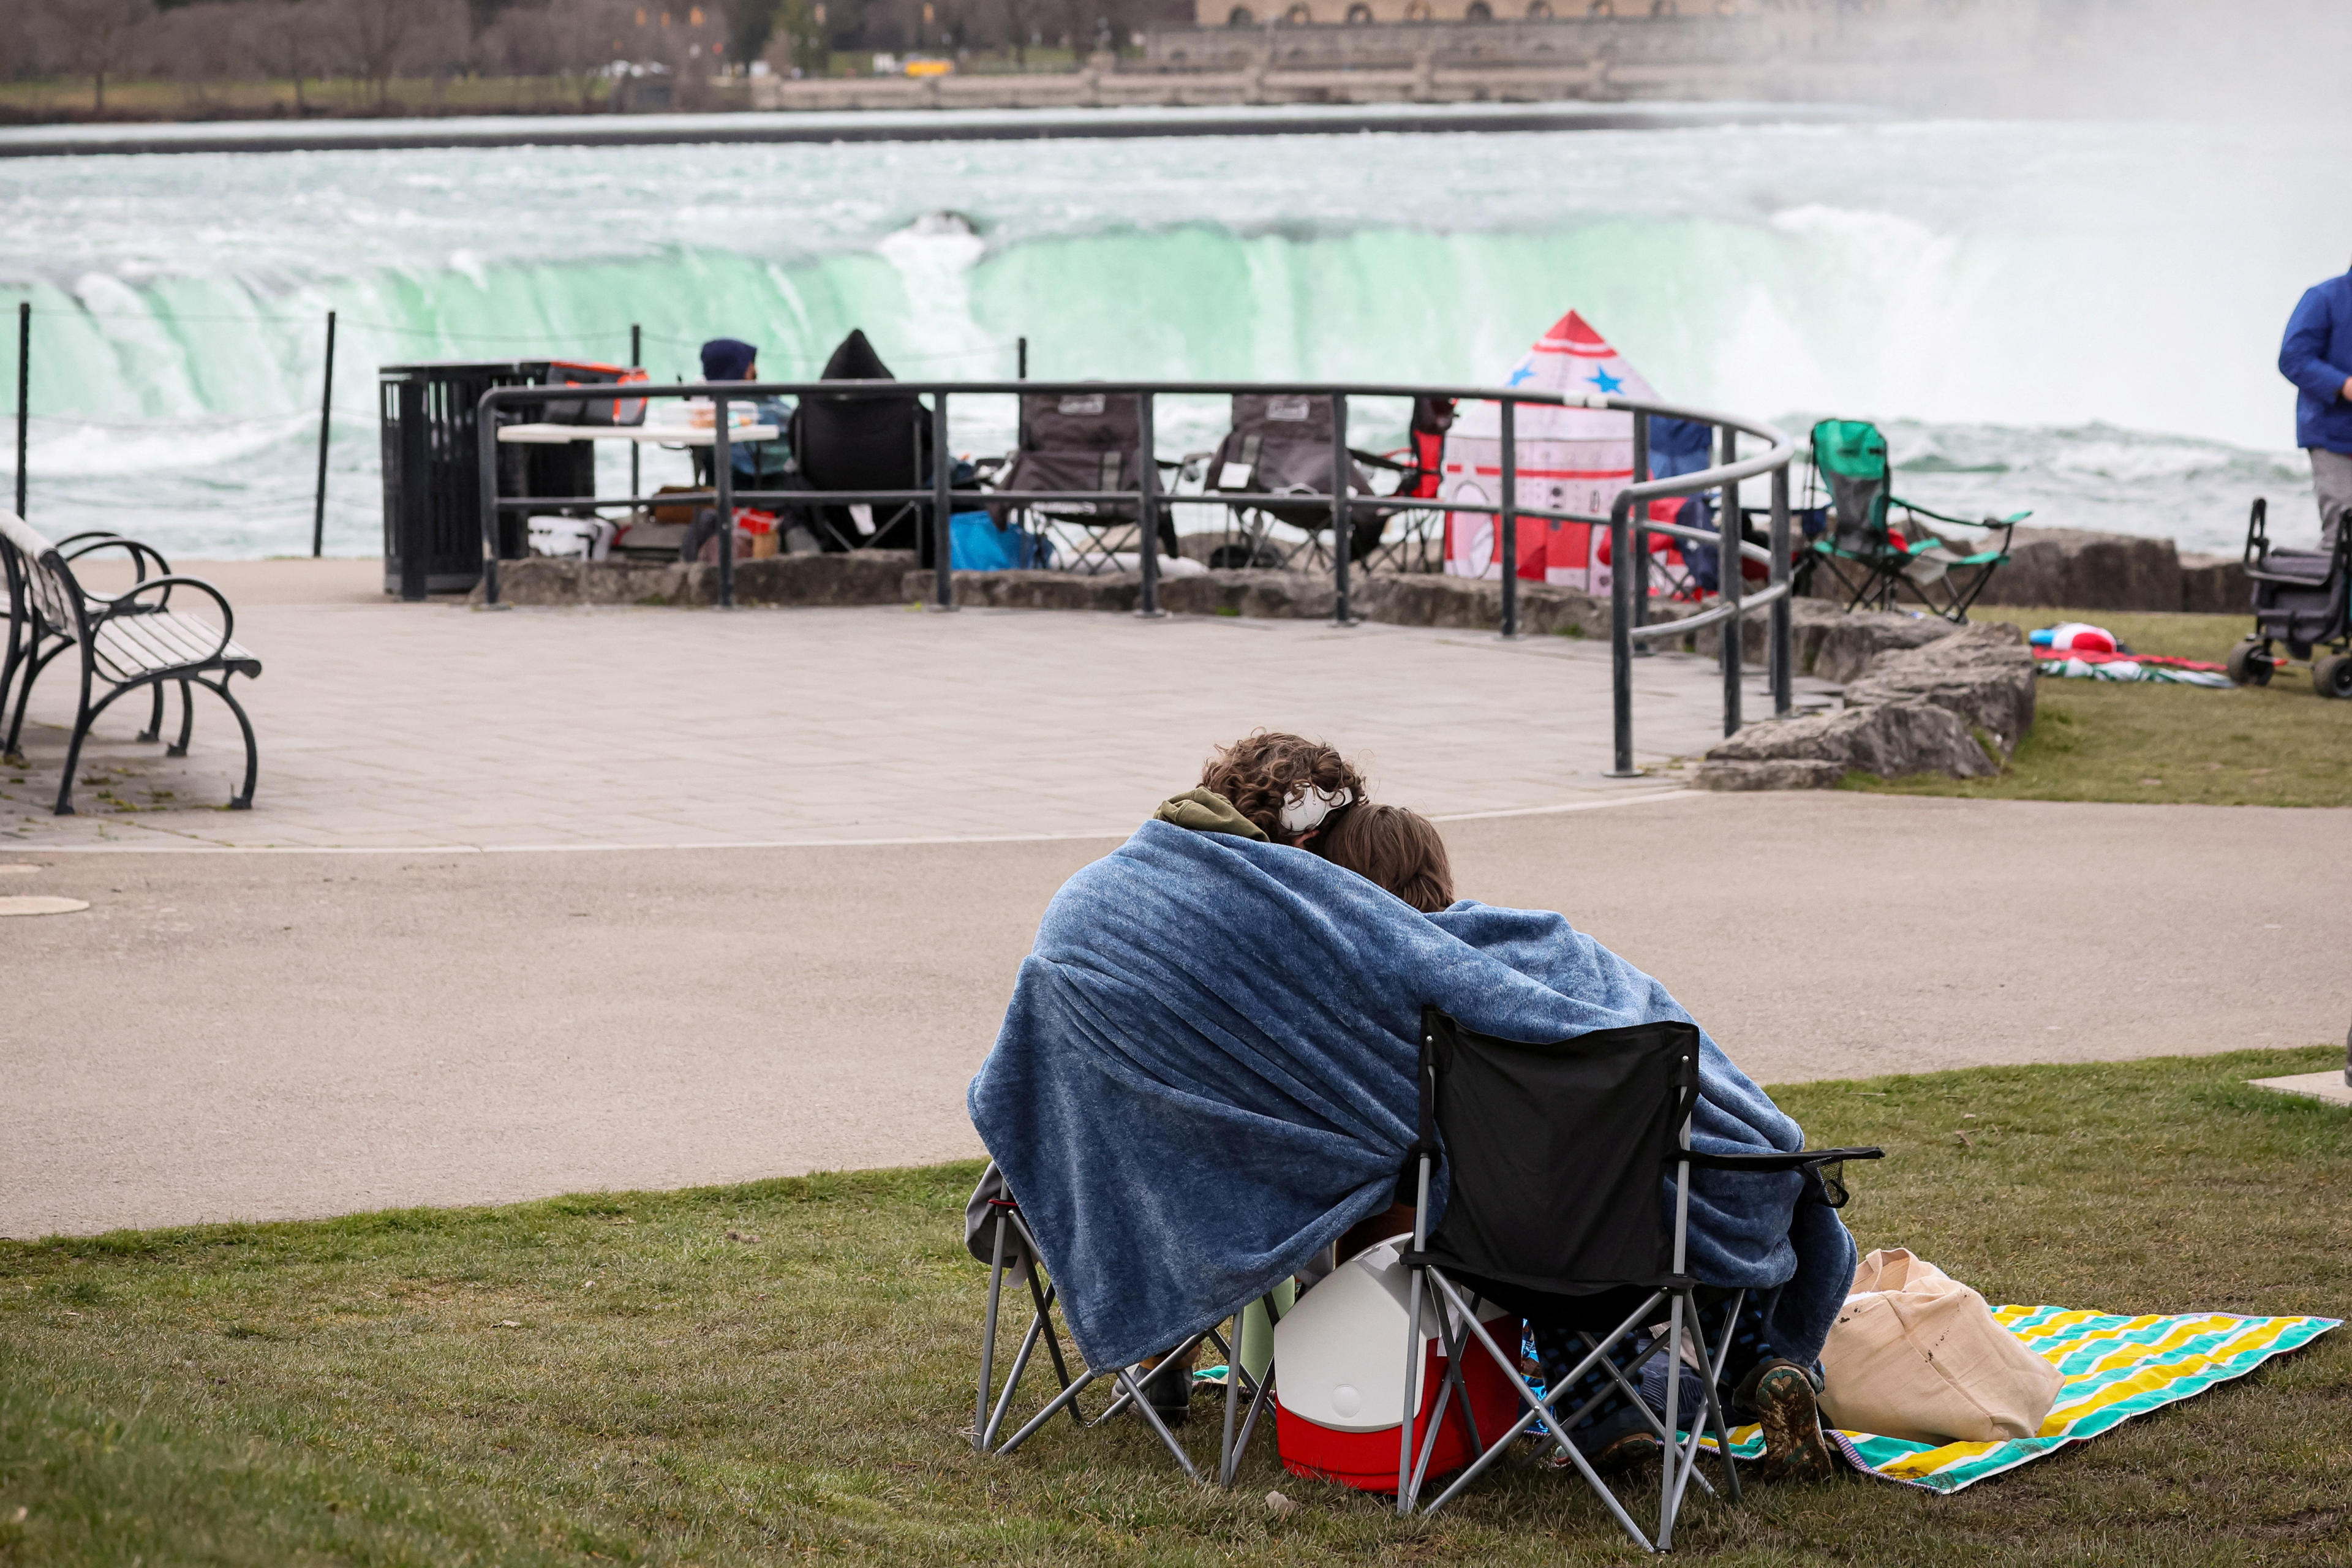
[[967, 820, 1853, 1373]]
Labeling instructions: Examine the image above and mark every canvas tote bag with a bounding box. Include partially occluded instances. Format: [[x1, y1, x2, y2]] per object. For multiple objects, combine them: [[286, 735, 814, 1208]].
[[1818, 1248, 2064, 1445]]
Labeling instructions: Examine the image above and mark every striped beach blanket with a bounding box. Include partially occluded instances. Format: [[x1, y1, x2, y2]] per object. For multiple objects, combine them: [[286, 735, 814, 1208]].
[[1705, 1306, 2339, 1493]]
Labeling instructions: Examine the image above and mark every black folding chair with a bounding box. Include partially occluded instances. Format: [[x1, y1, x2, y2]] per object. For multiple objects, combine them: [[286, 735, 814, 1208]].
[[1394, 1008, 1880, 1553], [989, 390, 1177, 573], [971, 1168, 1285, 1487]]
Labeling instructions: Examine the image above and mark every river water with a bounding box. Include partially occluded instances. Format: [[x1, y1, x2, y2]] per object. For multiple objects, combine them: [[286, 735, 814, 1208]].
[[0, 113, 2336, 559]]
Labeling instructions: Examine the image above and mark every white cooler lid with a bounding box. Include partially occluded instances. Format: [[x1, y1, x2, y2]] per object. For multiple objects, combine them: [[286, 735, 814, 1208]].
[[1272, 1235, 1510, 1433]]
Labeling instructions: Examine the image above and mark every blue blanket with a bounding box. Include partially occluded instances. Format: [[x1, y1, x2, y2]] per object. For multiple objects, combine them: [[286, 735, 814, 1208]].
[[967, 820, 1853, 1373]]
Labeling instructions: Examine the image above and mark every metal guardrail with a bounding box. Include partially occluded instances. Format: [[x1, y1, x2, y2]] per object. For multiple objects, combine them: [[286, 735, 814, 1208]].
[[472, 379, 1795, 776]]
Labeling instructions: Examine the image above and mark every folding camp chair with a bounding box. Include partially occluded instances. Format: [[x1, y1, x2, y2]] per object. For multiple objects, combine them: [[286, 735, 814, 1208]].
[[1799, 420, 2027, 622], [1205, 394, 1377, 570], [1393, 1008, 1881, 1553], [989, 389, 1177, 573], [971, 1170, 1287, 1487], [788, 330, 934, 561]]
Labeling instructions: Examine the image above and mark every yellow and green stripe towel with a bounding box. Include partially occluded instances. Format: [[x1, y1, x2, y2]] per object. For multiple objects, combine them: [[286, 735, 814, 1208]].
[[1708, 1305, 2339, 1494]]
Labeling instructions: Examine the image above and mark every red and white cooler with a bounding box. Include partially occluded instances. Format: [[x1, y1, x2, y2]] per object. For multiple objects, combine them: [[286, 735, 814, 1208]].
[[1272, 1235, 1523, 1493]]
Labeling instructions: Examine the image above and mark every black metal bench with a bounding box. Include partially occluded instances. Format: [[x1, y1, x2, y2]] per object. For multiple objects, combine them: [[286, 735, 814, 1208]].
[[1, 513, 262, 816]]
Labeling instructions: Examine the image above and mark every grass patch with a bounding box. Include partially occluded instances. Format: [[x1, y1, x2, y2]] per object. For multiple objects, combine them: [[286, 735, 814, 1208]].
[[2, 1048, 2345, 1566], [1843, 606, 2352, 807]]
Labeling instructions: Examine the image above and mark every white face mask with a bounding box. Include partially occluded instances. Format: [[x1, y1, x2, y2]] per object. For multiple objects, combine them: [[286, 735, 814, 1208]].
[[1278, 784, 1353, 835]]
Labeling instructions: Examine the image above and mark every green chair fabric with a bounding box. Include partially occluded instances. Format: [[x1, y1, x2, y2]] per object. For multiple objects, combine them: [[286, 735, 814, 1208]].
[[1799, 418, 2026, 621]]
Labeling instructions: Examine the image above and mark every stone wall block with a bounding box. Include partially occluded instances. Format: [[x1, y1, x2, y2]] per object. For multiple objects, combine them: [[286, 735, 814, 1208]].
[[1706, 699, 1996, 780], [2179, 552, 2252, 616], [916, 569, 1142, 612], [1693, 758, 1847, 791], [1969, 526, 2182, 611], [731, 551, 917, 606], [1842, 621, 2034, 755], [1159, 569, 1336, 620]]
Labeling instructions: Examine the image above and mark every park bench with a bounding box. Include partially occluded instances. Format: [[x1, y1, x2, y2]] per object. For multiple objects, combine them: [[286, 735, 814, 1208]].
[[1, 513, 261, 816]]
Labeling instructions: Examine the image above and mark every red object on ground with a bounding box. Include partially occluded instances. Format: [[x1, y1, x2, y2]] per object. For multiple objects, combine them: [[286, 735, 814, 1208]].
[[2030, 647, 2228, 673], [1275, 1331, 1525, 1494]]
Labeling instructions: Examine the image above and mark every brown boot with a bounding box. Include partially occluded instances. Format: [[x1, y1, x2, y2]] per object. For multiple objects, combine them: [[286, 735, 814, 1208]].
[[1746, 1361, 1835, 1482]]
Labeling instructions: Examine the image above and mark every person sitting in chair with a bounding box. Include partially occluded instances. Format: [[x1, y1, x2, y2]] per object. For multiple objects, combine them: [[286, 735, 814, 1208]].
[[1310, 799, 1849, 1482], [696, 337, 795, 491], [682, 338, 797, 562]]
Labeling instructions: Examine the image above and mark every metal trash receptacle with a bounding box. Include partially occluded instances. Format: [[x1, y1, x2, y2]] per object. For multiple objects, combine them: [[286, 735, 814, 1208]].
[[379, 360, 597, 598]]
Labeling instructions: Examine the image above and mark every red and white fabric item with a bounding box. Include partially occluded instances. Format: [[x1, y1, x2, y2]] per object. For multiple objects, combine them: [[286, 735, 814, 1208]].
[[2041, 622, 2119, 654], [1438, 310, 1684, 591]]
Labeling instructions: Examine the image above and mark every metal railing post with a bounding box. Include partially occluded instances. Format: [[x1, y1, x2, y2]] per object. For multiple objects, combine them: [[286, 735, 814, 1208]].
[[1607, 491, 1637, 777], [1331, 391, 1351, 626], [1720, 424, 1741, 737], [1770, 459, 1793, 717], [1498, 398, 1518, 639], [931, 391, 954, 610], [311, 309, 335, 558], [714, 393, 736, 608], [628, 323, 642, 504], [1137, 388, 1164, 618], [1629, 409, 1649, 654], [13, 301, 28, 521], [467, 385, 494, 606]]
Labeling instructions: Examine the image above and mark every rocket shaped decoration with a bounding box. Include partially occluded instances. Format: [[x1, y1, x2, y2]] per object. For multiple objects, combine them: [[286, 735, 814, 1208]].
[[1439, 311, 1683, 592]]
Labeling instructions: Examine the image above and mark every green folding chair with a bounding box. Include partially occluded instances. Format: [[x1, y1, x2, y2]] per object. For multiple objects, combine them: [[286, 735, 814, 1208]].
[[1798, 420, 2027, 622]]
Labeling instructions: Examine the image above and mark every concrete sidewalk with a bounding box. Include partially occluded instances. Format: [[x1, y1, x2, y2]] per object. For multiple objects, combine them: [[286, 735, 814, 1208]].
[[5, 560, 2340, 1239], [4, 559, 1828, 850], [7, 792, 2345, 1239]]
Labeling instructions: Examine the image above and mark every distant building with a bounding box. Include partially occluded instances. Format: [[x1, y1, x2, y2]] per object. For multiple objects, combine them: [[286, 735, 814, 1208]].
[[1196, 0, 1755, 21]]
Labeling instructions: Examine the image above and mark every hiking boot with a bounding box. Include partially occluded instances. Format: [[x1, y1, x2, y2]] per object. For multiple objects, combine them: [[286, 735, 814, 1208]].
[[1741, 1360, 1834, 1483], [1136, 1349, 1195, 1429]]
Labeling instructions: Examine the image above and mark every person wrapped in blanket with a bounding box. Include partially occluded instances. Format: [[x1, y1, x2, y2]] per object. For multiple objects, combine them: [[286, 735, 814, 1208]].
[[1311, 798, 1845, 1482], [970, 731, 1848, 1482]]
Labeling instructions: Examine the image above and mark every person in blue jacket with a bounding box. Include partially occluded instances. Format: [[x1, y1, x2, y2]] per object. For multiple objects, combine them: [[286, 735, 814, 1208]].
[[697, 337, 794, 489], [2278, 262, 2352, 554]]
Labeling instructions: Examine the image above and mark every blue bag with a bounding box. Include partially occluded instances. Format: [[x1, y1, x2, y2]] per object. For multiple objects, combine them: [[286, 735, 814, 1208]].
[[950, 510, 1045, 571]]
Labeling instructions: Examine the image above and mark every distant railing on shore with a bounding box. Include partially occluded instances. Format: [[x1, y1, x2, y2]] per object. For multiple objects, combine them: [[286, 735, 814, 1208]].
[[471, 377, 1795, 775]]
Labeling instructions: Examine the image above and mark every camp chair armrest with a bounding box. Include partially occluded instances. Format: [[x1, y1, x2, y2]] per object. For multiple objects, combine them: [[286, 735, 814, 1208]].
[[1891, 496, 2030, 533], [1347, 447, 1413, 473], [1676, 1145, 1884, 1173]]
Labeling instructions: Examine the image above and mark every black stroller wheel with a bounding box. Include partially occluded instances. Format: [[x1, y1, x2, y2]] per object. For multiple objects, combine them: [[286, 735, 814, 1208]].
[[2226, 641, 2273, 688], [2314, 652, 2352, 701]]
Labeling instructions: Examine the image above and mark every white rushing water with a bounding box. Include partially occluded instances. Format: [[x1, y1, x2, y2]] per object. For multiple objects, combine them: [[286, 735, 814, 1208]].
[[0, 113, 2338, 558]]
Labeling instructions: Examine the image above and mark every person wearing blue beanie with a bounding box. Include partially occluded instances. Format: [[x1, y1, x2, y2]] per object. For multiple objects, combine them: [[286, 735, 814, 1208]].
[[695, 337, 793, 490]]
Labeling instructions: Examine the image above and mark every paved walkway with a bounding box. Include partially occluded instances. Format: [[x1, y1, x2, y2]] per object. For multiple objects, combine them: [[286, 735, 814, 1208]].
[[5, 560, 1825, 850], [6, 562, 2343, 1238]]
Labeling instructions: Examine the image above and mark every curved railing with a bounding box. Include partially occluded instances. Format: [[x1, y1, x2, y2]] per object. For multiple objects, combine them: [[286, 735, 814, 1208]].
[[473, 379, 1798, 776]]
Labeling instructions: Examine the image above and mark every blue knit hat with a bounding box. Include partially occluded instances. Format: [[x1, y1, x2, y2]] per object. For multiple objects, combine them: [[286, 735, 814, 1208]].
[[700, 337, 757, 381]]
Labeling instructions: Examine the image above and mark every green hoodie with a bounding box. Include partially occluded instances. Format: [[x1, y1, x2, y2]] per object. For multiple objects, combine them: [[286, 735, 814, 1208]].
[[1152, 788, 1268, 842]]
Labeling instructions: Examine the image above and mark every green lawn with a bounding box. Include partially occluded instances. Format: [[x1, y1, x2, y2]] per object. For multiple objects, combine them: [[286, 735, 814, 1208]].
[[1846, 606, 2352, 807], [3, 1047, 2346, 1566]]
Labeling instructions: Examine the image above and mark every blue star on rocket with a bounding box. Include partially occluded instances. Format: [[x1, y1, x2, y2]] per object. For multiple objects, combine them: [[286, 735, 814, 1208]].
[[1588, 368, 1624, 394]]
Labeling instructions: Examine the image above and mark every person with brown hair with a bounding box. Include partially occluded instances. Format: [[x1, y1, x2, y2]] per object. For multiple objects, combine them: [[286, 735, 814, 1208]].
[[1313, 802, 1456, 915], [1154, 729, 1365, 848]]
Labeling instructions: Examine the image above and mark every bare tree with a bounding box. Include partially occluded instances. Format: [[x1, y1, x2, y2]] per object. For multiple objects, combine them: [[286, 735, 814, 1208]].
[[481, 0, 639, 107], [241, 0, 347, 113], [31, 0, 156, 114], [333, 0, 466, 108]]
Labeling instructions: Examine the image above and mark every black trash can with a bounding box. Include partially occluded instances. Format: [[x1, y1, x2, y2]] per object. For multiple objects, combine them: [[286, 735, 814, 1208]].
[[379, 361, 598, 598]]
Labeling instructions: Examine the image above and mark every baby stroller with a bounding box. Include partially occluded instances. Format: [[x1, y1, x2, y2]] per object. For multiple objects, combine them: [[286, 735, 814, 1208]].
[[990, 388, 1177, 571], [2226, 498, 2352, 698], [1202, 393, 1376, 570]]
